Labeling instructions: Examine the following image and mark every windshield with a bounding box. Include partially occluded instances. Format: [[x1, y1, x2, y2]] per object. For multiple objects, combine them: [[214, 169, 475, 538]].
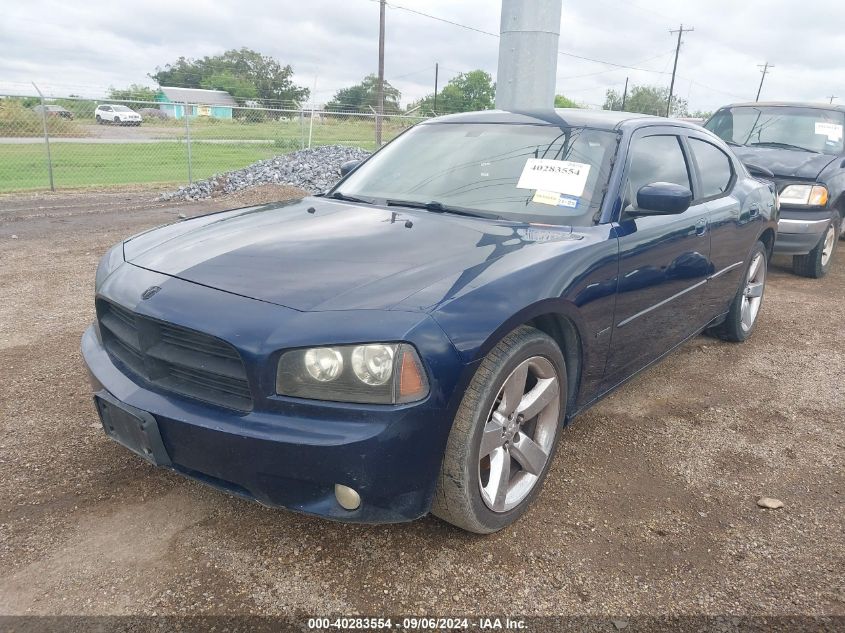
[[334, 123, 619, 226], [112, 105, 133, 112], [706, 106, 845, 155]]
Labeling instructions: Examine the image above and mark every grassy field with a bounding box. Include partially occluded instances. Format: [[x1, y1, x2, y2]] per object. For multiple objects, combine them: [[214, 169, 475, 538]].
[[0, 142, 279, 192], [138, 117, 415, 146], [0, 118, 418, 192]]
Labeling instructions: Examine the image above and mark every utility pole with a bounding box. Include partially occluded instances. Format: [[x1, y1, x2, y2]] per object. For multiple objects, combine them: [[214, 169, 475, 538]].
[[495, 0, 562, 110], [621, 77, 629, 111], [433, 63, 439, 113], [375, 0, 386, 147], [667, 24, 693, 118], [755, 62, 773, 102], [828, 95, 837, 104]]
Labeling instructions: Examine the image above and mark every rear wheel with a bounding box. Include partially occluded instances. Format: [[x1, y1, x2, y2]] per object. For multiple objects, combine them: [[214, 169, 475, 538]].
[[793, 221, 837, 278], [713, 241, 767, 343], [113, 116, 120, 125], [432, 326, 566, 533]]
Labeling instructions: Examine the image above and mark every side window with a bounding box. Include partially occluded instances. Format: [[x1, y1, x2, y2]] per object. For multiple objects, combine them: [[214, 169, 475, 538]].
[[626, 135, 691, 207], [689, 138, 733, 198], [101, 106, 111, 112]]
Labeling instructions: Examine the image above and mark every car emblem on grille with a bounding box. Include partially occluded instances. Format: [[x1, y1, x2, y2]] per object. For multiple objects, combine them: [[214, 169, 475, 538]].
[[141, 286, 161, 300]]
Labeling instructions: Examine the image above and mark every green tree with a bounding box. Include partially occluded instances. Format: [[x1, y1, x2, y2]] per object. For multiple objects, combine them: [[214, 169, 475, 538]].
[[604, 84, 688, 117], [150, 48, 309, 107], [108, 84, 159, 102], [410, 70, 496, 114], [554, 94, 581, 108], [325, 75, 401, 114], [200, 72, 258, 100]]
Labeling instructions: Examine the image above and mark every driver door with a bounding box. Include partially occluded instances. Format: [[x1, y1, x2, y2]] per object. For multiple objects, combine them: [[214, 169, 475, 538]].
[[603, 128, 713, 389]]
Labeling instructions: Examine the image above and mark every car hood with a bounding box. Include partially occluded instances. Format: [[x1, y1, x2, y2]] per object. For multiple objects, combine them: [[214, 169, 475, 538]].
[[731, 146, 838, 180], [124, 197, 577, 312]]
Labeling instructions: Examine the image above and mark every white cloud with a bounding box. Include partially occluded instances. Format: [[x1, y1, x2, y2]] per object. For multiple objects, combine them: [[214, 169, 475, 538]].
[[1, 0, 843, 111]]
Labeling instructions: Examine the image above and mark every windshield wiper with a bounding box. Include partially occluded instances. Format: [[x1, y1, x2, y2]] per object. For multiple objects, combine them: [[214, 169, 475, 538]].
[[385, 199, 502, 220], [328, 191, 376, 204], [748, 141, 815, 153]]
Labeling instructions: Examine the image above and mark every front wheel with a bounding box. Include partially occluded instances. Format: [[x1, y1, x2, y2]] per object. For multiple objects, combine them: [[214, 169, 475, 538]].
[[714, 241, 768, 343], [432, 326, 566, 533], [839, 213, 845, 241], [793, 221, 837, 278]]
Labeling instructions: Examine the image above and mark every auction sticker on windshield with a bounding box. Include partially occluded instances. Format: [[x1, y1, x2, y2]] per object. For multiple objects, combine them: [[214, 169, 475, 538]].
[[517, 158, 591, 197], [815, 121, 843, 142]]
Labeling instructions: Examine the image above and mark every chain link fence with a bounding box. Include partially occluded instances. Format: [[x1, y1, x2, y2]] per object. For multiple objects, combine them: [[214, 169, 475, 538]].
[[0, 94, 428, 193]]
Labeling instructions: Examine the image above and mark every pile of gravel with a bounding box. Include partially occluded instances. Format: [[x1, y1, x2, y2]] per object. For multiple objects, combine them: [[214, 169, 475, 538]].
[[159, 145, 371, 201]]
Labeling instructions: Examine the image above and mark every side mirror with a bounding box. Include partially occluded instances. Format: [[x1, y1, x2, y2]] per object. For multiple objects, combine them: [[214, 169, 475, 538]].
[[339, 160, 361, 177], [743, 162, 775, 179], [635, 182, 692, 215]]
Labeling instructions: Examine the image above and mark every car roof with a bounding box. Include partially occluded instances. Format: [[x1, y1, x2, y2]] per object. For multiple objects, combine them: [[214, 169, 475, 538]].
[[718, 101, 845, 113], [425, 108, 703, 132]]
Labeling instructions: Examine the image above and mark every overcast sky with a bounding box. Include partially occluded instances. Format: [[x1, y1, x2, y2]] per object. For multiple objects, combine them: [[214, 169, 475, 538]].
[[2, 0, 843, 112]]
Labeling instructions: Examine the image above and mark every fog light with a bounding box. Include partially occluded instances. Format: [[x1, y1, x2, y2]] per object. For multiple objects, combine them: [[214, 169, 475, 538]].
[[334, 484, 361, 511]]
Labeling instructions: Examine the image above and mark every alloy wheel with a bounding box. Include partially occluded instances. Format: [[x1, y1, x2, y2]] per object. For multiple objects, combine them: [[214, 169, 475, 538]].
[[477, 356, 561, 513], [740, 251, 766, 332]]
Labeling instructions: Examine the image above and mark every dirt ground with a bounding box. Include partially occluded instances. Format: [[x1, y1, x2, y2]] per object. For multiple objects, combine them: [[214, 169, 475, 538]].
[[0, 186, 842, 623]]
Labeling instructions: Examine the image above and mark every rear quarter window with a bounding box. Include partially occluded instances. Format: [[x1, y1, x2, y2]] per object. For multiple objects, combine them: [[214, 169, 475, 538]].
[[689, 138, 733, 198]]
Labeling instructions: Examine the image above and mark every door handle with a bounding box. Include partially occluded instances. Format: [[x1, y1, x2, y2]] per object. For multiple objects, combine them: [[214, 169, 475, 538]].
[[695, 218, 708, 236]]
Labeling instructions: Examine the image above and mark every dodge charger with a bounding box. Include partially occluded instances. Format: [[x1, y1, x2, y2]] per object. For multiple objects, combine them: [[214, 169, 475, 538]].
[[82, 109, 777, 533]]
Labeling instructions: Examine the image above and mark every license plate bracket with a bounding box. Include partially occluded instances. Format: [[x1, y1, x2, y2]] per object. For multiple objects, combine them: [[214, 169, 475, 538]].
[[95, 393, 171, 466]]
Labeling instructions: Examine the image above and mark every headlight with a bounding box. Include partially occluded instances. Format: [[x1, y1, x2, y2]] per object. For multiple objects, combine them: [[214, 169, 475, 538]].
[[779, 184, 828, 207], [304, 348, 344, 382], [95, 243, 124, 291], [276, 343, 429, 404]]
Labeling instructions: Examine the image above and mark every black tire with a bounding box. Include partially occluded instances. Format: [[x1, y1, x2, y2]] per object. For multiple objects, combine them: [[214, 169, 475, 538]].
[[113, 116, 120, 125], [713, 241, 768, 343], [95, 115, 102, 124], [432, 325, 567, 533], [792, 220, 837, 278], [838, 212, 845, 241]]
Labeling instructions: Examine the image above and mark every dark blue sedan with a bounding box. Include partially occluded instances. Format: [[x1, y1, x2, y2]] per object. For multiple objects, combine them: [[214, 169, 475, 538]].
[[82, 109, 777, 533]]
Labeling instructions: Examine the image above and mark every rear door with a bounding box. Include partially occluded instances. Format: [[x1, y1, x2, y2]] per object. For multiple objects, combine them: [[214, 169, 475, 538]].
[[603, 127, 713, 388], [685, 134, 748, 314]]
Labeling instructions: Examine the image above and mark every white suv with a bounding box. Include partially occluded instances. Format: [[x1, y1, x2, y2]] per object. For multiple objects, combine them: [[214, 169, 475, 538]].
[[95, 104, 143, 126]]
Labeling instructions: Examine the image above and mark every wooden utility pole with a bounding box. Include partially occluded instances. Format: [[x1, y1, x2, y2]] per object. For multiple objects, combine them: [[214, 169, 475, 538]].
[[433, 63, 439, 113], [828, 95, 837, 104], [755, 62, 773, 102], [621, 77, 629, 111], [667, 24, 693, 117], [376, 0, 386, 146]]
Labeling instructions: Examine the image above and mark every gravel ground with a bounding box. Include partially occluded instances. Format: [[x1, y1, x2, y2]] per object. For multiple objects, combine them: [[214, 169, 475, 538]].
[[158, 145, 370, 201], [0, 187, 842, 623]]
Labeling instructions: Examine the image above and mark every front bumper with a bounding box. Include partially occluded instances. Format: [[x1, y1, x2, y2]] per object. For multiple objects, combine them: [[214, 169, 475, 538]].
[[83, 325, 452, 523], [81, 264, 464, 523], [773, 210, 833, 255]]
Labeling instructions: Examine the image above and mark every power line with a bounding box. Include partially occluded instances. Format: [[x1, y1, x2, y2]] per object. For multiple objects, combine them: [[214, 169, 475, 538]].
[[557, 49, 675, 80], [370, 0, 679, 75]]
